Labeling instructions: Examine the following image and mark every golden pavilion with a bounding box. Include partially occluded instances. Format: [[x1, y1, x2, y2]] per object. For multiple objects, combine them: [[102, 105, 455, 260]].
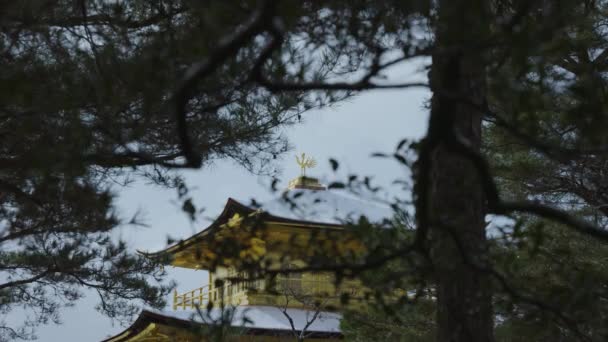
[[102, 162, 391, 342]]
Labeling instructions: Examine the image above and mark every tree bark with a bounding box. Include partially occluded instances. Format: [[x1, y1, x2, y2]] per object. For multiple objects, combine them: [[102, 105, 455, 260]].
[[426, 1, 494, 341]]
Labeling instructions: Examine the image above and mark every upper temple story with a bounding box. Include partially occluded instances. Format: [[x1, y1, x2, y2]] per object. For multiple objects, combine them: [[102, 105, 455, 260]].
[[138, 177, 394, 311], [104, 176, 399, 341]]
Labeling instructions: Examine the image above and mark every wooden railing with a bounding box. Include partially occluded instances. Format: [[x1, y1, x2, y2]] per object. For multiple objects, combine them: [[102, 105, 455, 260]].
[[173, 279, 264, 310], [172, 277, 361, 310], [172, 284, 211, 310]]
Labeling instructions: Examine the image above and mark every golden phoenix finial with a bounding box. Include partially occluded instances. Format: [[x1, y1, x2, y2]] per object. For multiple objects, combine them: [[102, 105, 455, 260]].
[[295, 153, 317, 177]]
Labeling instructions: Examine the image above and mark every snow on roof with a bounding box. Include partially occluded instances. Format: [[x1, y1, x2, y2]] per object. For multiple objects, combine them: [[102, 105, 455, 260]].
[[253, 189, 393, 225], [151, 306, 342, 333]]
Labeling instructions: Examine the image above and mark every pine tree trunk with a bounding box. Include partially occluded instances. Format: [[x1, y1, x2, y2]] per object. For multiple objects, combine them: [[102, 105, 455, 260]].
[[427, 1, 494, 341]]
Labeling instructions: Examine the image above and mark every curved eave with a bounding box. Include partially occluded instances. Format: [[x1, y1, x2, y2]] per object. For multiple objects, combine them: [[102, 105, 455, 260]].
[[101, 309, 343, 342], [138, 198, 254, 259], [138, 198, 344, 261], [101, 310, 196, 342]]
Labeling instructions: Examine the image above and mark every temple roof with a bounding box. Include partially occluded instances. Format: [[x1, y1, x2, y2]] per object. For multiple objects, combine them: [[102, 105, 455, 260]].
[[141, 190, 392, 260], [256, 188, 392, 224], [102, 306, 342, 341]]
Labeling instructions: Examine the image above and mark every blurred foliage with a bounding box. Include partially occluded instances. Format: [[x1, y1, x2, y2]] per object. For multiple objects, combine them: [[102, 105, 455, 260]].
[[0, 0, 311, 339], [3, 0, 608, 340], [341, 299, 436, 342], [492, 221, 608, 341]]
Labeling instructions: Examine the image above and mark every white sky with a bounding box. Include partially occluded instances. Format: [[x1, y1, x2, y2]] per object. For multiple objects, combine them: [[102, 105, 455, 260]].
[[29, 65, 430, 341]]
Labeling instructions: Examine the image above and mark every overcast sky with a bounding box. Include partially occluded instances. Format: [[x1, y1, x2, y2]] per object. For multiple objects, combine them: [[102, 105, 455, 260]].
[[28, 64, 430, 341]]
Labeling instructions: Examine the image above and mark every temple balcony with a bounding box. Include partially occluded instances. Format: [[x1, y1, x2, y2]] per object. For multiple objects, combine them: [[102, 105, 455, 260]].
[[172, 274, 363, 311]]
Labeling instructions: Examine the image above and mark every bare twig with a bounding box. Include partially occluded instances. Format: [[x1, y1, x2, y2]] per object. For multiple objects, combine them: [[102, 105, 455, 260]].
[[0, 269, 53, 290], [249, 14, 429, 93], [442, 112, 608, 242], [173, 1, 277, 168]]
